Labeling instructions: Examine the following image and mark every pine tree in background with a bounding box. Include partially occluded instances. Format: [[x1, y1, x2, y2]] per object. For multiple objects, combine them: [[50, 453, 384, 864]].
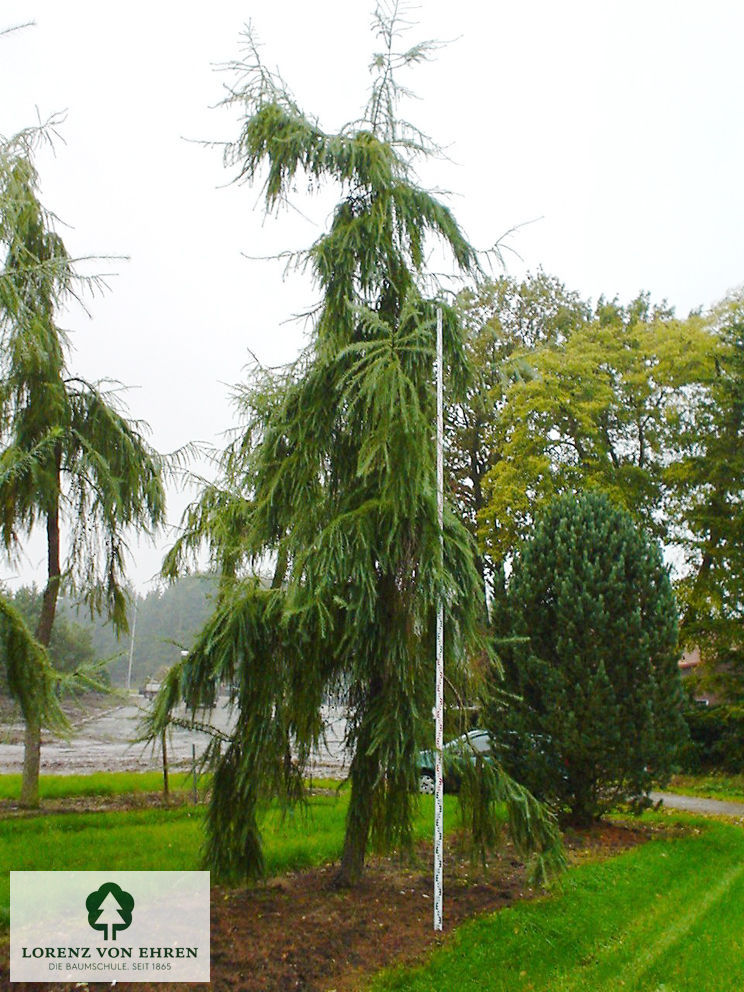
[[488, 491, 685, 825]]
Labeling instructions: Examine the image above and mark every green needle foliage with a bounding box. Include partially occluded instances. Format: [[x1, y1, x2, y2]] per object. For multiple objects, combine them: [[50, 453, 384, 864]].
[[153, 5, 561, 885], [0, 593, 67, 738], [488, 491, 686, 825], [0, 125, 167, 805]]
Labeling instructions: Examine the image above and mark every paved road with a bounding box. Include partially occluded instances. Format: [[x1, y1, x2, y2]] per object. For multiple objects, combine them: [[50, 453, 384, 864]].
[[650, 790, 744, 818]]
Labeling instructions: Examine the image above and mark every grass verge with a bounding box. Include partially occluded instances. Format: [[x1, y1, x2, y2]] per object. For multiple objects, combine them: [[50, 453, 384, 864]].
[[369, 813, 744, 992], [666, 772, 744, 803], [0, 790, 459, 928], [0, 770, 195, 800]]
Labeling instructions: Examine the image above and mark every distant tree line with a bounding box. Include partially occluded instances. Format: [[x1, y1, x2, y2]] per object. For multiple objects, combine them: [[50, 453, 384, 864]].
[[91, 574, 219, 686], [0, 575, 218, 693]]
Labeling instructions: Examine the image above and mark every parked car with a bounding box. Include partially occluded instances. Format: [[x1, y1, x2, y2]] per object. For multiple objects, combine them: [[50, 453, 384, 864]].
[[417, 729, 492, 794]]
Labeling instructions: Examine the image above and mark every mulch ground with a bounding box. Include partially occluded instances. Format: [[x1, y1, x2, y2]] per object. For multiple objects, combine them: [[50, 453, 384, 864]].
[[0, 820, 648, 992], [0, 792, 189, 817]]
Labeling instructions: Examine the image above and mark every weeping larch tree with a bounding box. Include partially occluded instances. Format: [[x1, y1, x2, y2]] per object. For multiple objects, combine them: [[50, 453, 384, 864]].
[[0, 125, 167, 806], [151, 4, 561, 885]]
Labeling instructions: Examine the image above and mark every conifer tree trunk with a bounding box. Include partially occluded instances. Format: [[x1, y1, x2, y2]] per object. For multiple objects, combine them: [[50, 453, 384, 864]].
[[336, 726, 378, 887], [336, 586, 392, 885], [20, 470, 61, 808], [20, 719, 42, 809]]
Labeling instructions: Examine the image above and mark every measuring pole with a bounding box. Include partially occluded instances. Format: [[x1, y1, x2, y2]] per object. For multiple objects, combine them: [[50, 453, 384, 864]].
[[434, 307, 444, 931]]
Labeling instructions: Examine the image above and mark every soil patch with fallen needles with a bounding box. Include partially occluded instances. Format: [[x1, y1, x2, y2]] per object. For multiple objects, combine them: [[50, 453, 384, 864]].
[[0, 791, 191, 818]]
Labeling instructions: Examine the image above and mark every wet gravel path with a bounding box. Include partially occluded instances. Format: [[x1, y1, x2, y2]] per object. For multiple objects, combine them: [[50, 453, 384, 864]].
[[0, 698, 349, 777], [650, 790, 744, 818]]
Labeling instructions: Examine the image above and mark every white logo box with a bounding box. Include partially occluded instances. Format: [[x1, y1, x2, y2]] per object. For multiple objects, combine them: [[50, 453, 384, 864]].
[[10, 871, 210, 983]]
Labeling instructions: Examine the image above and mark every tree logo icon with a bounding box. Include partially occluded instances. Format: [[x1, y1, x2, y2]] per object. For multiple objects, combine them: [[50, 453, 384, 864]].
[[85, 882, 135, 940]]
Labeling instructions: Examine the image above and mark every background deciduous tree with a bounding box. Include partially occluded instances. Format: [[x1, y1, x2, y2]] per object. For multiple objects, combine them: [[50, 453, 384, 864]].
[[448, 271, 591, 606], [477, 294, 715, 567], [668, 290, 744, 696], [451, 273, 744, 703]]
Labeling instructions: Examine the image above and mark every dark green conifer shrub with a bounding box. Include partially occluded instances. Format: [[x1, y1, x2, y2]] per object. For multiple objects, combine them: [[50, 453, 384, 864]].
[[488, 491, 686, 824]]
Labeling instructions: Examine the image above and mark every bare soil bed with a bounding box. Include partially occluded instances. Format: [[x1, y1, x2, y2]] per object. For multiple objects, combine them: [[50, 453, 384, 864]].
[[0, 790, 191, 817], [0, 821, 647, 992]]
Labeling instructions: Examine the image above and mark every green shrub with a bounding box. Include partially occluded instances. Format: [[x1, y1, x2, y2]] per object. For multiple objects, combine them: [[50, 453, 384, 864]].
[[681, 704, 744, 772], [487, 491, 686, 824]]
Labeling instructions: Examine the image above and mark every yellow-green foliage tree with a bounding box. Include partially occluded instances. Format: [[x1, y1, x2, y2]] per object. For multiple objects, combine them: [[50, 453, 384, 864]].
[[448, 271, 591, 602], [478, 295, 716, 567]]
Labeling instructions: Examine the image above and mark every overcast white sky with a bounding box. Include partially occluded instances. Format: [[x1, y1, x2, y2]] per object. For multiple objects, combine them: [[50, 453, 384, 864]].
[[2, 0, 743, 592]]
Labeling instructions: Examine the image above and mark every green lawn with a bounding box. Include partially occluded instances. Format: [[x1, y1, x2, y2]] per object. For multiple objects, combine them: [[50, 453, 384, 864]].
[[6, 770, 744, 991], [370, 814, 744, 992], [666, 772, 744, 803], [0, 770, 195, 800], [0, 786, 458, 927]]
